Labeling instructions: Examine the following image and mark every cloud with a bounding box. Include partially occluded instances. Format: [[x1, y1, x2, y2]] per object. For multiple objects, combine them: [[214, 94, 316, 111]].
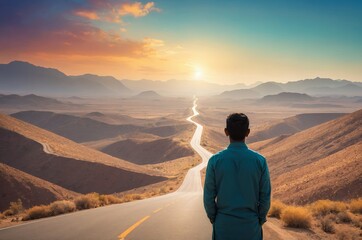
[[0, 0, 162, 59], [119, 2, 160, 17], [75, 10, 100, 20]]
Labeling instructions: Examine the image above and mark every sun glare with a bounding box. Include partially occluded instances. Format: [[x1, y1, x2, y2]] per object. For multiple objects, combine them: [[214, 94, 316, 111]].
[[194, 67, 203, 80]]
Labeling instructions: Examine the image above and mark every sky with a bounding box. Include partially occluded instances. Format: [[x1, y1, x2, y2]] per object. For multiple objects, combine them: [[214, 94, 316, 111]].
[[0, 0, 361, 84]]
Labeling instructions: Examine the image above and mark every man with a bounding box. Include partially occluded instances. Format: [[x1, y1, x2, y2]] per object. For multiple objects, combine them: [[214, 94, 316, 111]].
[[203, 113, 271, 240]]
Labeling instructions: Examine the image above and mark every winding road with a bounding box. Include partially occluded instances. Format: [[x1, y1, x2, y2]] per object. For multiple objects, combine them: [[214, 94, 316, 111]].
[[0, 98, 292, 240]]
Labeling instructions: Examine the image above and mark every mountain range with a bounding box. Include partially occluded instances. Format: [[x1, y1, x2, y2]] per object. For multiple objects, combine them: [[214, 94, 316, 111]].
[[2, 61, 361, 98], [0, 61, 132, 97]]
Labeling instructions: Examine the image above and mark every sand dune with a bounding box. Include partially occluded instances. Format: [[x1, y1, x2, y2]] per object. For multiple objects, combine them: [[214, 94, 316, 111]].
[[102, 138, 194, 165], [250, 109, 362, 203], [248, 113, 345, 143], [0, 163, 79, 211], [0, 114, 166, 194]]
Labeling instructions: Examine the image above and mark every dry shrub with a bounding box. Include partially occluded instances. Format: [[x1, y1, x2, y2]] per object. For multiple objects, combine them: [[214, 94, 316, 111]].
[[268, 200, 286, 219], [75, 193, 100, 210], [99, 195, 122, 206], [23, 205, 51, 220], [3, 199, 23, 216], [309, 200, 347, 216], [160, 187, 167, 194], [351, 215, 362, 229], [3, 209, 14, 216], [349, 198, 362, 214], [123, 194, 144, 202], [281, 206, 312, 229], [337, 230, 359, 240], [336, 211, 352, 223], [320, 215, 335, 233], [49, 200, 76, 216], [9, 199, 23, 214]]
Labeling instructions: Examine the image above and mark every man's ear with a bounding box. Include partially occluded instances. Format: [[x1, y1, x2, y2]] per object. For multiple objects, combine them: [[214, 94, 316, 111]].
[[245, 128, 250, 137], [224, 128, 229, 137]]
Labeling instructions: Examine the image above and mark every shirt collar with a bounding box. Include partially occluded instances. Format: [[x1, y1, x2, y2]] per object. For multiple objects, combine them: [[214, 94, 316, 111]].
[[227, 141, 248, 149]]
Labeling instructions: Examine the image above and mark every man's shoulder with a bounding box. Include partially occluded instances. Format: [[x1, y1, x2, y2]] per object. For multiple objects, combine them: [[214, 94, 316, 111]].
[[209, 148, 228, 161], [247, 148, 266, 160]]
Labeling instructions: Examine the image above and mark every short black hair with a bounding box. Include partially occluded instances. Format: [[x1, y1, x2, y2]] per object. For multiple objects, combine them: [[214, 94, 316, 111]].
[[226, 113, 249, 141]]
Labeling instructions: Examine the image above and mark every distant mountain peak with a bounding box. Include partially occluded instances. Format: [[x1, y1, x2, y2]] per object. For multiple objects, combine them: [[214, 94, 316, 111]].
[[135, 90, 162, 98]]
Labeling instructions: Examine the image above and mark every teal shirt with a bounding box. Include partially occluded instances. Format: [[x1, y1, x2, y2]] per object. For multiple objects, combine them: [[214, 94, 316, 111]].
[[204, 141, 271, 238]]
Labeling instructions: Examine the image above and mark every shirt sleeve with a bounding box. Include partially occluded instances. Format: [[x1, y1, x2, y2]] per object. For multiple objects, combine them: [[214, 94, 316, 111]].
[[203, 155, 217, 223], [258, 157, 271, 225]]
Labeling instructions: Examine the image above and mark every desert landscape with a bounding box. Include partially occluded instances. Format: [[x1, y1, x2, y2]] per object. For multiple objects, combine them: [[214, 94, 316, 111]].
[[0, 1, 361, 239], [0, 61, 361, 239]]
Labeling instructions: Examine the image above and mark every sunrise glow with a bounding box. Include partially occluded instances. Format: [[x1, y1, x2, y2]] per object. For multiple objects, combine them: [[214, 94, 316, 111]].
[[0, 1, 361, 84]]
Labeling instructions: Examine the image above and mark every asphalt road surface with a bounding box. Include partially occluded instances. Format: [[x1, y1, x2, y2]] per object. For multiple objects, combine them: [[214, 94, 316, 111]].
[[0, 98, 292, 240]]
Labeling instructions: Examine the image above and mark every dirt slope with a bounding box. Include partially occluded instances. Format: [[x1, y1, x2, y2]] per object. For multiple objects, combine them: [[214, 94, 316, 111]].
[[11, 111, 142, 142], [250, 109, 362, 203], [248, 113, 345, 143], [0, 114, 167, 194], [102, 138, 194, 164], [0, 163, 79, 211]]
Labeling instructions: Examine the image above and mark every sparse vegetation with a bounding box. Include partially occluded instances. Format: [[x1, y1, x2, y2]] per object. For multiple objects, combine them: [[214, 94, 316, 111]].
[[99, 194, 122, 206], [49, 200, 76, 215], [309, 200, 347, 216], [3, 199, 23, 216], [268, 200, 286, 219], [336, 230, 360, 240], [280, 206, 312, 229], [336, 211, 352, 223], [268, 198, 362, 237], [349, 198, 362, 214], [23, 205, 51, 220], [74, 193, 100, 210], [320, 214, 335, 233]]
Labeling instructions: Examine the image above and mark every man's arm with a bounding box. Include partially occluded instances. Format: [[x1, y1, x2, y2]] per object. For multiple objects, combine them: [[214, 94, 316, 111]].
[[203, 156, 217, 223], [258, 157, 271, 225]]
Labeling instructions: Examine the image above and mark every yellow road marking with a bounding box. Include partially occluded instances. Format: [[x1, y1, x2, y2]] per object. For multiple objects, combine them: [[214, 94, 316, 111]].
[[153, 208, 162, 213], [118, 216, 150, 240]]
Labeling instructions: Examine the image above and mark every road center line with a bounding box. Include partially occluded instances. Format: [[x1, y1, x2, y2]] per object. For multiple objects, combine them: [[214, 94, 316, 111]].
[[118, 216, 150, 240], [153, 208, 162, 213]]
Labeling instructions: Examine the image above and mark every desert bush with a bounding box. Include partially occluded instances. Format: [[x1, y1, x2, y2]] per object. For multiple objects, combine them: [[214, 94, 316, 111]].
[[320, 215, 335, 233], [336, 211, 352, 223], [268, 200, 287, 219], [74, 193, 100, 210], [160, 187, 167, 194], [49, 200, 76, 216], [280, 206, 312, 229], [123, 194, 143, 202], [9, 199, 23, 214], [3, 209, 14, 216], [349, 198, 362, 214], [337, 230, 359, 240], [3, 199, 23, 216], [99, 195, 122, 206], [351, 215, 362, 229], [309, 200, 347, 216], [23, 205, 51, 220]]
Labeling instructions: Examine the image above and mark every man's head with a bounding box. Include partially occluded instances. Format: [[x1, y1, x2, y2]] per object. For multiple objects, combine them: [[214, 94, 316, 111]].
[[225, 113, 250, 142]]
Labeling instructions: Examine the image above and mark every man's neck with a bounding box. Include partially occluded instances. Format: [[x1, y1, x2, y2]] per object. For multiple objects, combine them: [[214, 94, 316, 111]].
[[229, 139, 245, 143]]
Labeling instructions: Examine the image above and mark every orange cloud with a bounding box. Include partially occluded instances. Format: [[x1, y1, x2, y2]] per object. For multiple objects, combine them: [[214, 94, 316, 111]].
[[75, 10, 100, 20], [119, 2, 160, 17]]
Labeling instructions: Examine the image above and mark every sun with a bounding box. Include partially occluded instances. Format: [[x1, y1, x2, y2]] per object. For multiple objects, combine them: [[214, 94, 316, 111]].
[[194, 67, 203, 80]]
